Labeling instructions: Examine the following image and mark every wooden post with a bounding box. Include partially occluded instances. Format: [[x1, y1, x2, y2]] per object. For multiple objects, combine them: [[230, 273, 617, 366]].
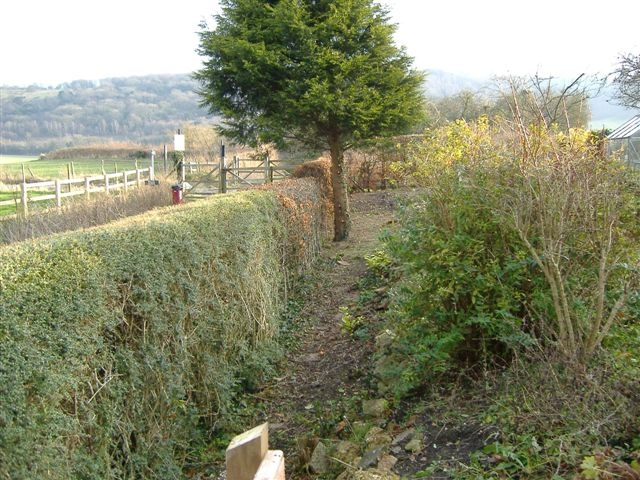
[[264, 156, 270, 183], [55, 179, 62, 208], [226, 423, 269, 480], [254, 451, 285, 480], [163, 144, 168, 173], [85, 177, 90, 200], [104, 173, 110, 193], [226, 423, 285, 480], [68, 162, 75, 193], [20, 182, 28, 217], [220, 142, 227, 194], [150, 150, 156, 184], [123, 171, 128, 192]]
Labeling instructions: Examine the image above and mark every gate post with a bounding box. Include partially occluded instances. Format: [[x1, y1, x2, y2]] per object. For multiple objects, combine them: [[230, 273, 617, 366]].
[[20, 181, 28, 217], [264, 156, 270, 183], [220, 142, 227, 193]]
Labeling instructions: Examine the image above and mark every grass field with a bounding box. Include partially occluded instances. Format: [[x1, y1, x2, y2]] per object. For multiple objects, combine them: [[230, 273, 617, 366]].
[[0, 155, 157, 217], [0, 155, 153, 182], [0, 190, 21, 216], [0, 155, 41, 165]]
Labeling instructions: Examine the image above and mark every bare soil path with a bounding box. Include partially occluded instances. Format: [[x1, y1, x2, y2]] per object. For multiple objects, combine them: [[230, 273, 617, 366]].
[[258, 191, 398, 477], [210, 190, 488, 480]]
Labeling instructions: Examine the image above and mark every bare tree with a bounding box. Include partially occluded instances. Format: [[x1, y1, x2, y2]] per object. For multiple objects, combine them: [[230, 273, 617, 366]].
[[492, 74, 591, 130], [610, 53, 640, 108]]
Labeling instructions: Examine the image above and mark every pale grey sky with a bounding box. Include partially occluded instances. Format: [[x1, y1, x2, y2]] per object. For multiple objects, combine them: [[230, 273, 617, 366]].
[[1, 0, 639, 87]]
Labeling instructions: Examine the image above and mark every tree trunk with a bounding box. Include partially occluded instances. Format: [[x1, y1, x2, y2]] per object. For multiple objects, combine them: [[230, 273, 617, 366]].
[[328, 135, 351, 241]]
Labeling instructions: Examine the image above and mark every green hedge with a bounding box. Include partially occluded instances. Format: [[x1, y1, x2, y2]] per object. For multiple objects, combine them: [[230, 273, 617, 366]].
[[0, 184, 324, 479]]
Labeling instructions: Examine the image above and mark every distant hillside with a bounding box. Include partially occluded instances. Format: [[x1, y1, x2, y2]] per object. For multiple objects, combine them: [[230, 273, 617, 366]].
[[2, 72, 637, 156], [0, 74, 212, 155]]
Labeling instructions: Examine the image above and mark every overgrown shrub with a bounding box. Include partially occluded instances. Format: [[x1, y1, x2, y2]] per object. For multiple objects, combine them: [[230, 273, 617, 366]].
[[344, 137, 416, 192], [377, 118, 640, 398], [0, 175, 326, 478], [376, 121, 534, 397]]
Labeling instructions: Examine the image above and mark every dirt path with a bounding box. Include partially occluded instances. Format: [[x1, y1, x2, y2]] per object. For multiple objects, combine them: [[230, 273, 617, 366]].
[[257, 191, 398, 477], [205, 190, 491, 480]]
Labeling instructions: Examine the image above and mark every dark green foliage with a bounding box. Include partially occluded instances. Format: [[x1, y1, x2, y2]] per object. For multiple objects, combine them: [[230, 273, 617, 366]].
[[195, 0, 426, 239], [0, 185, 323, 479], [195, 0, 425, 149], [379, 190, 535, 397]]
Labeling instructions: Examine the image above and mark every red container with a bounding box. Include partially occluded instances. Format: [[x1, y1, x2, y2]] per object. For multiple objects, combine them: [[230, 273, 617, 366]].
[[171, 185, 183, 204]]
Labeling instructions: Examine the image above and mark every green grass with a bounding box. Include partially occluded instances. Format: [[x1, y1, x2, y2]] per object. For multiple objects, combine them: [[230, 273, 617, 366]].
[[0, 156, 155, 217], [0, 190, 20, 216], [0, 155, 40, 165], [0, 156, 152, 181]]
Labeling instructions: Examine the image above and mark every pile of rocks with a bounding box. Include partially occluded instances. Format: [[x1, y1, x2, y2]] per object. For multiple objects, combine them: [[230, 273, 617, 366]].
[[308, 399, 423, 480]]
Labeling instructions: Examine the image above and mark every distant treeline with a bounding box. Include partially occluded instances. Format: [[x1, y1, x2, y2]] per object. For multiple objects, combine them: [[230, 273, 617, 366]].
[[1, 74, 214, 155]]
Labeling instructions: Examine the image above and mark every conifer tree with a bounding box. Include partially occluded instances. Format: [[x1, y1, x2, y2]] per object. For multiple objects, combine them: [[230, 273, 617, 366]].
[[195, 0, 425, 240]]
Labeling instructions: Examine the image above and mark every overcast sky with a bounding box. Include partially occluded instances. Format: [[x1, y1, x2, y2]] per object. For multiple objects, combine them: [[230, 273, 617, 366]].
[[1, 0, 639, 87]]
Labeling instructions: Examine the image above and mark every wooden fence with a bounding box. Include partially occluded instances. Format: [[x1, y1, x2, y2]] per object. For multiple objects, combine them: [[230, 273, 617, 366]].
[[0, 167, 153, 215]]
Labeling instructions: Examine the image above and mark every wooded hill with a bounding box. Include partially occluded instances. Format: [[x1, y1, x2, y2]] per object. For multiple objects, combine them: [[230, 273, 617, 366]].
[[2, 72, 633, 156], [1, 74, 212, 155]]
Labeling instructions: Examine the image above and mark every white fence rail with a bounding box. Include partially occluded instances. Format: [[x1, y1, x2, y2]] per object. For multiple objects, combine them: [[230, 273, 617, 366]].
[[0, 167, 152, 215]]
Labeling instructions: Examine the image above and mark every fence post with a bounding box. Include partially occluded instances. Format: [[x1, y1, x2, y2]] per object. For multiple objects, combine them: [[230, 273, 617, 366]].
[[55, 179, 62, 208], [226, 423, 285, 480], [226, 423, 268, 480], [264, 156, 271, 183], [136, 169, 141, 188], [254, 451, 285, 480], [66, 164, 72, 193], [104, 173, 110, 193], [123, 171, 128, 192], [85, 177, 90, 200], [220, 143, 227, 194], [21, 182, 28, 217], [163, 144, 168, 174], [150, 150, 156, 184]]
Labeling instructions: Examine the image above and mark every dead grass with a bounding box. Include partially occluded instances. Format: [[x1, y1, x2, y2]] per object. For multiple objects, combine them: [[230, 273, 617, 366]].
[[0, 183, 172, 244]]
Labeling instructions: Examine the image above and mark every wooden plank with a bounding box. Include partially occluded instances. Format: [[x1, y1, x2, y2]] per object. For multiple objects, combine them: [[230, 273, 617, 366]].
[[253, 450, 285, 480], [226, 423, 269, 480], [23, 180, 55, 188]]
